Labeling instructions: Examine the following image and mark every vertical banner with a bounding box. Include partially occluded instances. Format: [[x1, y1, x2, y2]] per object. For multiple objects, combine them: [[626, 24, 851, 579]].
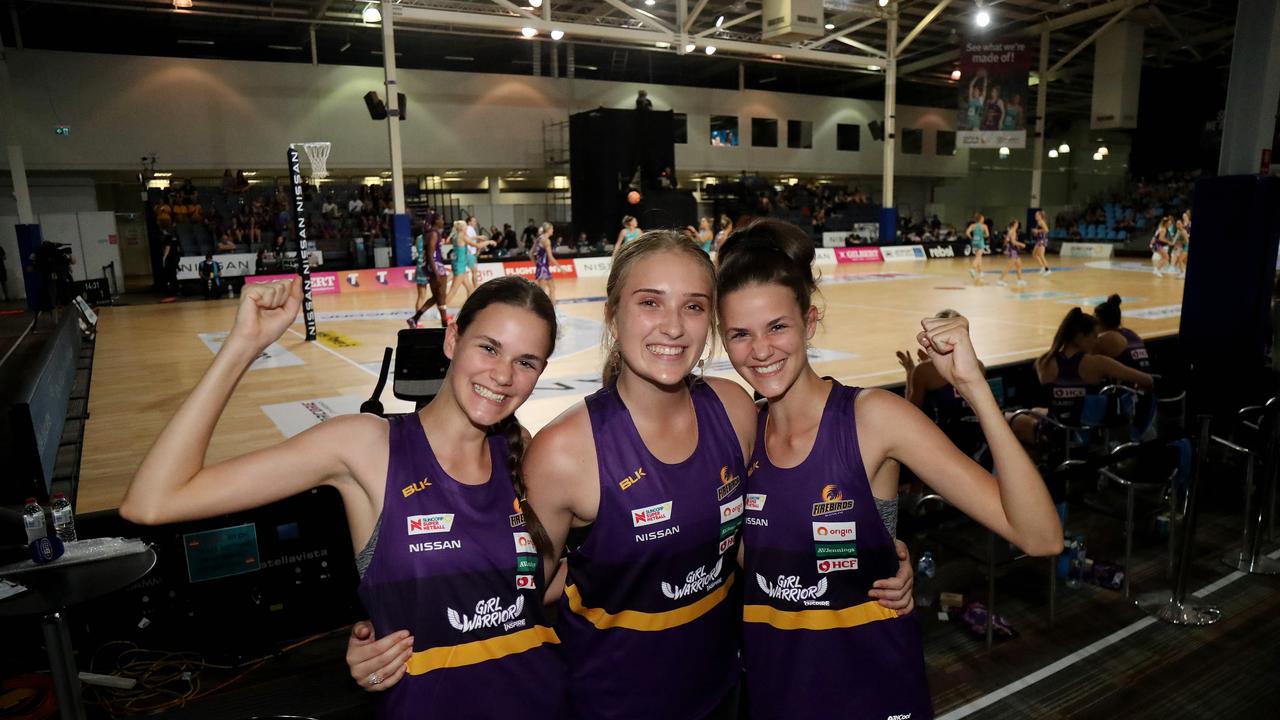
[[957, 40, 1031, 149], [287, 147, 318, 341]]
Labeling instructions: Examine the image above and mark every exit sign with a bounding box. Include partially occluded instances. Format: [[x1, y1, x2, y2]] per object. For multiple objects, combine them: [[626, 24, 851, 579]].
[[54, 125, 70, 136]]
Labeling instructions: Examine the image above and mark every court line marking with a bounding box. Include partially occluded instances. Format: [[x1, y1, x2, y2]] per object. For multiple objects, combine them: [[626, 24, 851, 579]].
[[936, 547, 1280, 720], [823, 301, 1060, 331], [0, 319, 35, 371], [286, 328, 379, 378]]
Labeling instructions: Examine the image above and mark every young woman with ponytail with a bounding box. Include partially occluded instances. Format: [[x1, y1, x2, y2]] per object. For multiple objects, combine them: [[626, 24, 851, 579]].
[[121, 276, 567, 718], [717, 219, 1063, 720], [1008, 305, 1155, 444]]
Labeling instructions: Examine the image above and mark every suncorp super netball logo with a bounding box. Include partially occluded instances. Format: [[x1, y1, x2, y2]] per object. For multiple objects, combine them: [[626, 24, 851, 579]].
[[812, 484, 855, 516], [632, 501, 674, 527], [407, 513, 454, 535]]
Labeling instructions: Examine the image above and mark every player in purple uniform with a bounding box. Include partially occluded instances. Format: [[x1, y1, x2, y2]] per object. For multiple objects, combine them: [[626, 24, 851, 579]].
[[530, 221, 560, 303], [121, 276, 568, 718], [996, 219, 1026, 287], [408, 213, 450, 329], [1031, 209, 1051, 275], [716, 219, 1064, 720]]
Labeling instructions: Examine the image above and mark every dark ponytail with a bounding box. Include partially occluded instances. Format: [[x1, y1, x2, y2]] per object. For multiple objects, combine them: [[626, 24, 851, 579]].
[[453, 276, 556, 565], [1042, 307, 1097, 362], [1094, 293, 1122, 329], [716, 218, 819, 316]]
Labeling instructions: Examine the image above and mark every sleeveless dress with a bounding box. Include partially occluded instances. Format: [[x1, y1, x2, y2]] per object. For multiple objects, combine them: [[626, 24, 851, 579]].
[[1047, 352, 1102, 426], [357, 413, 567, 719], [742, 381, 932, 720], [620, 228, 640, 247], [1005, 232, 1020, 258], [558, 381, 746, 720], [533, 239, 552, 281], [1033, 226, 1048, 248], [970, 223, 987, 251]]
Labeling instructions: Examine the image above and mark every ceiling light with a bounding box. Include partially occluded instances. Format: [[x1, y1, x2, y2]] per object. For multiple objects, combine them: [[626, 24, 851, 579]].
[[268, 45, 303, 51], [1093, 152, 1103, 161], [867, 64, 881, 71], [685, 43, 696, 53], [339, 41, 352, 52], [825, 23, 835, 30], [153, 172, 173, 178], [705, 45, 717, 55], [362, 3, 381, 23], [975, 9, 990, 27], [879, 0, 890, 6], [172, 0, 192, 8], [716, 15, 725, 27], [998, 146, 1010, 157], [1048, 149, 1059, 158], [521, 26, 537, 37], [656, 41, 671, 48], [550, 29, 565, 40], [644, 0, 656, 5], [950, 68, 961, 81], [529, 0, 543, 6], [769, 53, 784, 60], [1058, 143, 1070, 153], [1098, 146, 1109, 156]]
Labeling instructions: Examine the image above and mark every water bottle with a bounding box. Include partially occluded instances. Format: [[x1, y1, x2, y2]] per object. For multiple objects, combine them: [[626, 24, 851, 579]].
[[915, 551, 937, 608], [50, 492, 77, 543], [1064, 537, 1081, 589], [23, 498, 46, 544]]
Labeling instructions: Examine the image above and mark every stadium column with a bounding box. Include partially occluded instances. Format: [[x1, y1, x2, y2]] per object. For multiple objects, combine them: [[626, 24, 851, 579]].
[[880, 11, 898, 245], [1, 34, 41, 310], [1029, 30, 1050, 215], [381, 0, 413, 266], [1218, 0, 1280, 176]]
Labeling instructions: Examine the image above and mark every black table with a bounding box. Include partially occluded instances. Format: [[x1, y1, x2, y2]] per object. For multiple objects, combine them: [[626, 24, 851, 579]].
[[0, 548, 157, 720]]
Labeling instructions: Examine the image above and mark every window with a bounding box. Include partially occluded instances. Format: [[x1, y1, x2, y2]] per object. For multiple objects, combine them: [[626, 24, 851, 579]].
[[673, 113, 688, 144], [710, 116, 739, 146], [836, 123, 860, 152], [936, 130, 957, 156], [751, 118, 778, 147], [787, 120, 813, 149], [901, 128, 923, 155]]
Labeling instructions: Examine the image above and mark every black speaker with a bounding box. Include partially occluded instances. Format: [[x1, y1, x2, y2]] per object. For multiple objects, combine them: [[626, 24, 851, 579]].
[[869, 120, 885, 141], [364, 91, 387, 120]]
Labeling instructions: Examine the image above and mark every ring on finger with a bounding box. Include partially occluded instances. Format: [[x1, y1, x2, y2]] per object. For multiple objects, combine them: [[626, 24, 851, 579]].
[[368, 672, 382, 686]]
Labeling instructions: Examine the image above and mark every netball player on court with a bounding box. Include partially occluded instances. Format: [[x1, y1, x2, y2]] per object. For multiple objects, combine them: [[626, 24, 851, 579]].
[[346, 232, 915, 719], [120, 276, 568, 718], [530, 221, 560, 304], [446, 220, 495, 306], [1150, 217, 1172, 277], [714, 213, 734, 252], [1008, 308, 1155, 445], [1031, 209, 1051, 274], [966, 212, 989, 283], [407, 214, 450, 329], [996, 219, 1026, 287], [1171, 217, 1189, 278], [697, 217, 715, 254], [717, 220, 1062, 720], [612, 215, 641, 259]]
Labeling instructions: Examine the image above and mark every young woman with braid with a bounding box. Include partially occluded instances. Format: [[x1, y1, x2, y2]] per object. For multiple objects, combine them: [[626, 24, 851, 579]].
[[121, 276, 568, 718]]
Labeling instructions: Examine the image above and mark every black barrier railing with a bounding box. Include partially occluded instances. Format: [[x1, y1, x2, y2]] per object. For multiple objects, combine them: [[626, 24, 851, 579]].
[[6, 310, 82, 504]]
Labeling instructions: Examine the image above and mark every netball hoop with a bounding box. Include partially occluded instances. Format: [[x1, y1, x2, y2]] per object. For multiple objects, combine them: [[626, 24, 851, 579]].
[[285, 141, 330, 341]]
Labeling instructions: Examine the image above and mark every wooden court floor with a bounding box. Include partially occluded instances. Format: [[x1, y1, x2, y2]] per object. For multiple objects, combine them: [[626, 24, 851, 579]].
[[78, 255, 1184, 514]]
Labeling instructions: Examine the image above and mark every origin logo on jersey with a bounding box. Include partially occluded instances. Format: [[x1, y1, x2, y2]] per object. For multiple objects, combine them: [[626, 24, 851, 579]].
[[513, 531, 537, 554], [407, 513, 454, 535], [817, 557, 859, 573], [631, 500, 674, 527], [720, 496, 744, 522], [812, 521, 857, 541], [746, 493, 767, 512], [812, 484, 855, 516]]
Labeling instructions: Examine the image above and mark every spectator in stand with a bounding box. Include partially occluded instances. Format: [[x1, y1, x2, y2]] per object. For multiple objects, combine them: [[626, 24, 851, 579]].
[[503, 223, 518, 251], [217, 229, 237, 252], [155, 194, 174, 230], [233, 170, 251, 193], [348, 191, 365, 216], [522, 218, 538, 250], [322, 193, 340, 218], [189, 199, 204, 225], [274, 202, 292, 244], [714, 213, 734, 252], [172, 197, 191, 225]]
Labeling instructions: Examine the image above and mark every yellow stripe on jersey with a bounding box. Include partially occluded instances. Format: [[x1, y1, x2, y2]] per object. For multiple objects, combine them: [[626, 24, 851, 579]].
[[565, 572, 736, 632], [742, 600, 900, 631], [405, 624, 560, 676]]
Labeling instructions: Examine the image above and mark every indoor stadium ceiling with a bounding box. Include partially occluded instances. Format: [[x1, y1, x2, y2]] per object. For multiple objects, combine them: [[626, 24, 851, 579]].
[[0, 0, 1240, 111]]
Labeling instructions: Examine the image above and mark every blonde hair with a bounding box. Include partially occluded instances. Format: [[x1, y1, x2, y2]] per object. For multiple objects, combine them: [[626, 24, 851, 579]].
[[602, 230, 717, 385], [449, 220, 467, 243]]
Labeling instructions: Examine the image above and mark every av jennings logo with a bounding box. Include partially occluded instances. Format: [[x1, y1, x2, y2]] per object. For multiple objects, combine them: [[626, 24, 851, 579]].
[[756, 574, 830, 606], [447, 596, 527, 633], [661, 557, 725, 600], [812, 484, 855, 517]]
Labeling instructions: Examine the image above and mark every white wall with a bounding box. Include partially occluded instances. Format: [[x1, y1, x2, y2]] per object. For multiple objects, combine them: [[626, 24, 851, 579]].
[[0, 49, 967, 180], [0, 177, 99, 215]]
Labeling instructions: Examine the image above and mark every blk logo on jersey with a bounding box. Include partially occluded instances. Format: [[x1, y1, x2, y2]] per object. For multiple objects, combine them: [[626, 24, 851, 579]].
[[632, 501, 674, 527], [401, 478, 433, 498], [746, 493, 767, 512], [716, 466, 741, 501], [513, 532, 536, 554], [407, 513, 454, 535], [618, 467, 647, 491], [817, 557, 859, 573], [813, 521, 857, 541], [812, 484, 855, 516]]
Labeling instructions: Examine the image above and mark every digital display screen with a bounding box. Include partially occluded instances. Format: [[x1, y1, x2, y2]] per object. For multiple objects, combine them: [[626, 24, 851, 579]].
[[183, 523, 261, 583]]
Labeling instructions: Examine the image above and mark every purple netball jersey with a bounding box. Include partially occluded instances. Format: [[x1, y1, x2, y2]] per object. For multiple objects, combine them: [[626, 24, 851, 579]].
[[742, 381, 932, 720], [558, 380, 746, 720], [357, 413, 566, 718]]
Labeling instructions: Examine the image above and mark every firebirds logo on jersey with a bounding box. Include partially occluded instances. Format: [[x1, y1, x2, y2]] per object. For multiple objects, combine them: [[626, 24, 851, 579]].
[[661, 557, 726, 600], [812, 484, 855, 516], [632, 501, 674, 527], [716, 466, 741, 501], [407, 513, 454, 535], [447, 596, 527, 634], [509, 497, 525, 527], [756, 574, 830, 606]]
